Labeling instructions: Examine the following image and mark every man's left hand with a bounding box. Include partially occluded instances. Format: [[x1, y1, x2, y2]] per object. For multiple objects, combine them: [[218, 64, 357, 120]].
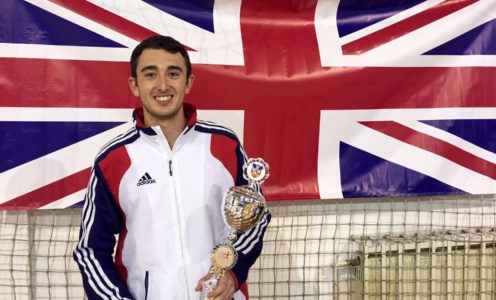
[[195, 271, 236, 300]]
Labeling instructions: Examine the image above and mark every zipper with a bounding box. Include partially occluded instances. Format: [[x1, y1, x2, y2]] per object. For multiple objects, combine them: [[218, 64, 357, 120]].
[[168, 158, 190, 298], [144, 271, 149, 300], [157, 126, 190, 298]]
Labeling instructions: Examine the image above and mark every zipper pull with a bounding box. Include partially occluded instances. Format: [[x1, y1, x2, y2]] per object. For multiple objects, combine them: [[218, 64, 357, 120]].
[[169, 160, 173, 176]]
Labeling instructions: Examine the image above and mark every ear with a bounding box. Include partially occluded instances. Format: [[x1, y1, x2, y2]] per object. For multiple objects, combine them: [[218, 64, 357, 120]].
[[128, 77, 140, 97], [185, 74, 195, 95]]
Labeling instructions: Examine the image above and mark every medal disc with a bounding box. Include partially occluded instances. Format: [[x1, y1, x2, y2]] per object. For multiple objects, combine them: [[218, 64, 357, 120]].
[[210, 244, 237, 270]]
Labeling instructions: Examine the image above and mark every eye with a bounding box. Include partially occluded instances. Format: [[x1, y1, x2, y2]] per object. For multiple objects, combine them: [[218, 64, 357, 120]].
[[169, 71, 180, 78], [144, 72, 157, 79]]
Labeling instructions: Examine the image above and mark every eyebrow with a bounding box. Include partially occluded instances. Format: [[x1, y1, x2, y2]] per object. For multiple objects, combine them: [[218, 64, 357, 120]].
[[140, 65, 158, 73], [140, 65, 183, 73], [167, 66, 183, 73]]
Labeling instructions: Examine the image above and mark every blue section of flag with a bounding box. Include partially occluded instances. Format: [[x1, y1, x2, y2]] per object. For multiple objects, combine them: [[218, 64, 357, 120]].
[[424, 19, 496, 55], [0, 121, 124, 173], [0, 0, 124, 47], [69, 200, 85, 208], [336, 0, 424, 37], [143, 0, 215, 32], [421, 120, 496, 154], [339, 143, 465, 197]]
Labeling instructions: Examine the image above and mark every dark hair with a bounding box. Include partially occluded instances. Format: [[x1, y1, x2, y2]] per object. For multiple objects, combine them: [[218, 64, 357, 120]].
[[130, 35, 192, 79]]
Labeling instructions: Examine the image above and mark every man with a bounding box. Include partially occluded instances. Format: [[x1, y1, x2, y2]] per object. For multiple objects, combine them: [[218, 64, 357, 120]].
[[73, 35, 271, 300]]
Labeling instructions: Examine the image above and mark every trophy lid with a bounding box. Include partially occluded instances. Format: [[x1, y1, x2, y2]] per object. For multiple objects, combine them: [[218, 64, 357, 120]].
[[226, 185, 264, 202]]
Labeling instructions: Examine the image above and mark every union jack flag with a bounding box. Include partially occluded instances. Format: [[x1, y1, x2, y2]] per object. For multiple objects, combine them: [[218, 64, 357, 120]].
[[1, 0, 496, 209]]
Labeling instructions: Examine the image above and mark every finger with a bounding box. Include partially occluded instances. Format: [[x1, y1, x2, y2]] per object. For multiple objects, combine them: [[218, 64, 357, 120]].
[[196, 273, 214, 292], [206, 281, 223, 298], [195, 279, 205, 291], [206, 288, 221, 298], [212, 287, 233, 300], [207, 276, 234, 300]]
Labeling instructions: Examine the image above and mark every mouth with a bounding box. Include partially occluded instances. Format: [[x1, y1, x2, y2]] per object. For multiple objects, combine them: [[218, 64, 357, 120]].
[[153, 95, 173, 103]]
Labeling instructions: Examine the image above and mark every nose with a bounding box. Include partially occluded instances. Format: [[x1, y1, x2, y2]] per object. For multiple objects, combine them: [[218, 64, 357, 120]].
[[157, 74, 168, 90]]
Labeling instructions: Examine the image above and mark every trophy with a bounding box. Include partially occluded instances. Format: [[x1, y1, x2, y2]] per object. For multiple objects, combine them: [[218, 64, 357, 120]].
[[200, 158, 269, 299]]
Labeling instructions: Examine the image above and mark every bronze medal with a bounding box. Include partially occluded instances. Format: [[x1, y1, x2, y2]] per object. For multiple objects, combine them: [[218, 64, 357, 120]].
[[210, 244, 237, 271]]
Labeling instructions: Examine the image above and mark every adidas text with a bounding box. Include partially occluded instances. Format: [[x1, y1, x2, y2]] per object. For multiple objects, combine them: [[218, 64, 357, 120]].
[[137, 179, 156, 186]]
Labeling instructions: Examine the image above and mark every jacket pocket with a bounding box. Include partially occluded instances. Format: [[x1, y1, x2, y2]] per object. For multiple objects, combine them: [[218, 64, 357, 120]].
[[144, 271, 149, 300]]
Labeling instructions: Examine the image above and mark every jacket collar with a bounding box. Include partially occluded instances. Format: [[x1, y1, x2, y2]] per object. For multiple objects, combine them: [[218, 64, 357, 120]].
[[132, 102, 197, 136]]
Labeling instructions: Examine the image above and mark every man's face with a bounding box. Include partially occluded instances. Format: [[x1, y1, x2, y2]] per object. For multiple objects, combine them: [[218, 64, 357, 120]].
[[128, 48, 194, 126]]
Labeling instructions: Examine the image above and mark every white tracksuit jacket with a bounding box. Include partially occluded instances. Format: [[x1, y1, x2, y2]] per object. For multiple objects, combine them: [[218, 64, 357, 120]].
[[73, 103, 271, 300]]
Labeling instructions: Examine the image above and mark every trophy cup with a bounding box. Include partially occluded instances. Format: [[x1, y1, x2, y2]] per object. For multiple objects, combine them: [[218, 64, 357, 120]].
[[200, 158, 269, 299]]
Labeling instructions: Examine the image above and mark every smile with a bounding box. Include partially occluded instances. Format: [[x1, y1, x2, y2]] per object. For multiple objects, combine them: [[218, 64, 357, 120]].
[[153, 95, 172, 102]]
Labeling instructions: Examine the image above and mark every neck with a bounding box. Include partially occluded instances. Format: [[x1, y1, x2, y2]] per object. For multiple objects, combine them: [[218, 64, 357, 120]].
[[144, 111, 187, 149], [159, 117, 186, 148]]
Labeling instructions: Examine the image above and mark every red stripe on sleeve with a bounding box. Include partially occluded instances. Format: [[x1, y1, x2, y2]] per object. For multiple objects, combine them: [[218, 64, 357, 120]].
[[210, 134, 238, 183], [98, 146, 132, 282], [240, 282, 249, 299], [98, 146, 131, 201]]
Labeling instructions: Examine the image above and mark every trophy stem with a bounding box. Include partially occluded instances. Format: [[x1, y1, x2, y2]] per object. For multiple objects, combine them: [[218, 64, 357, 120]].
[[227, 229, 237, 243]]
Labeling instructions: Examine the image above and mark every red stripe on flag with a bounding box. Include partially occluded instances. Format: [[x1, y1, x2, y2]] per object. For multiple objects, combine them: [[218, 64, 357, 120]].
[[3, 57, 496, 109], [0, 58, 138, 108], [239, 0, 322, 199], [342, 0, 479, 55], [361, 121, 496, 180], [0, 168, 91, 210]]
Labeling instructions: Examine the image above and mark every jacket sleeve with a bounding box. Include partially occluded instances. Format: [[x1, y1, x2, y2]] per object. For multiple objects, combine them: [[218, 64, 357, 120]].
[[73, 165, 134, 300], [231, 210, 271, 288], [230, 142, 272, 289]]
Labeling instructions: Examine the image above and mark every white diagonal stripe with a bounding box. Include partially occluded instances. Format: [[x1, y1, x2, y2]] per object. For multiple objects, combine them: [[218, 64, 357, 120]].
[[365, 0, 496, 59], [0, 43, 132, 62], [89, 0, 244, 65], [0, 107, 132, 122], [315, 0, 496, 67], [0, 122, 132, 203], [39, 189, 86, 209], [398, 119, 496, 163], [27, 0, 139, 47], [339, 0, 444, 45], [318, 108, 496, 199]]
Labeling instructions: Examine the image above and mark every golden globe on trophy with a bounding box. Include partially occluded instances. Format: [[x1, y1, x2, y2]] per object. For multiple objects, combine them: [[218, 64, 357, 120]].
[[200, 158, 269, 300]]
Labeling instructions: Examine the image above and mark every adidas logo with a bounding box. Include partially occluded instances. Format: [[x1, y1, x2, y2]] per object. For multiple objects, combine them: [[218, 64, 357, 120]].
[[137, 172, 156, 186]]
